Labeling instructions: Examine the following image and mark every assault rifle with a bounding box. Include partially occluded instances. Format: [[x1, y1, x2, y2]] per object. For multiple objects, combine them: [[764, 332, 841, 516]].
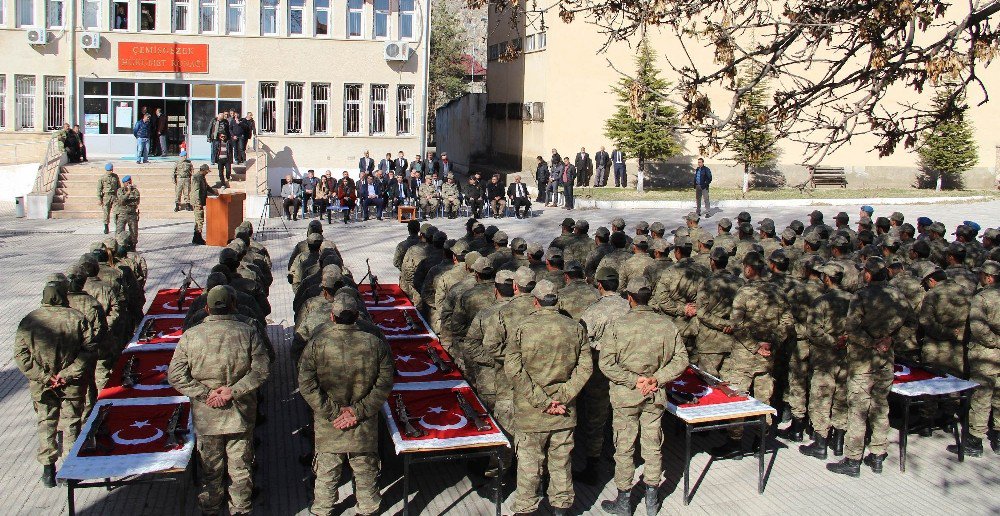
[[164, 404, 190, 448], [896, 356, 950, 379], [425, 344, 452, 374], [360, 259, 380, 305], [667, 390, 698, 406], [177, 263, 201, 311], [455, 391, 491, 431], [121, 354, 139, 388], [394, 393, 425, 438], [689, 364, 747, 398], [82, 405, 113, 453], [138, 317, 158, 342]]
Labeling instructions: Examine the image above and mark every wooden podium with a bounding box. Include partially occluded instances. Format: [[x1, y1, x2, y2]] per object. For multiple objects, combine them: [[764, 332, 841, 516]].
[[205, 192, 246, 246]]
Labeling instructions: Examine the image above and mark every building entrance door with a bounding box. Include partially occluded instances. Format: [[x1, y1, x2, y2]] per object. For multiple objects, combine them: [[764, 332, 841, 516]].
[[165, 100, 188, 155]]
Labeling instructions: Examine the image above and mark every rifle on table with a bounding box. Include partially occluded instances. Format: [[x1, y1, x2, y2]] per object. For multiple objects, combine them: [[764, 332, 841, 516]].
[[121, 354, 139, 388], [455, 391, 491, 431], [360, 258, 380, 305], [394, 393, 425, 438], [425, 344, 452, 374], [896, 356, 950, 379], [164, 404, 190, 448], [690, 364, 747, 398], [81, 405, 113, 453], [177, 263, 201, 311], [667, 390, 698, 406], [138, 317, 158, 342]]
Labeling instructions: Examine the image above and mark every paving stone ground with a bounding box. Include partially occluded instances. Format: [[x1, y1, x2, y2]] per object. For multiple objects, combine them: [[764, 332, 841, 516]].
[[0, 197, 998, 515]]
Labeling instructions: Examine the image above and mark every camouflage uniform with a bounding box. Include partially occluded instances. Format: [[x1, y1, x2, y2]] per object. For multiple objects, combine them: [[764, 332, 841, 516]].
[[437, 272, 478, 359], [393, 234, 421, 270], [168, 307, 270, 515], [563, 233, 595, 266], [804, 275, 853, 439], [557, 277, 599, 320], [191, 169, 217, 233], [449, 265, 498, 350], [66, 281, 107, 415], [577, 290, 630, 462], [919, 277, 971, 376], [482, 280, 537, 432], [97, 171, 120, 228], [399, 237, 433, 300], [173, 157, 193, 206], [967, 269, 1000, 442], [585, 242, 615, 280], [694, 268, 742, 376], [775, 267, 826, 421], [441, 179, 461, 217], [618, 249, 654, 292], [463, 293, 513, 409], [417, 256, 454, 318], [417, 181, 441, 217], [430, 254, 475, 334], [113, 184, 141, 247]]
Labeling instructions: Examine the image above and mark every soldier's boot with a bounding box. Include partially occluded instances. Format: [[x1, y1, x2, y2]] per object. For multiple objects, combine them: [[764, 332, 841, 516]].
[[778, 417, 806, 442], [103, 223, 109, 234], [644, 485, 660, 516], [710, 438, 744, 460], [825, 457, 861, 477], [572, 456, 601, 485], [862, 453, 887, 474], [600, 489, 631, 516], [192, 230, 206, 245], [41, 464, 56, 488], [799, 433, 828, 460], [947, 435, 984, 458], [990, 431, 1000, 455], [174, 203, 180, 212], [830, 428, 846, 457]]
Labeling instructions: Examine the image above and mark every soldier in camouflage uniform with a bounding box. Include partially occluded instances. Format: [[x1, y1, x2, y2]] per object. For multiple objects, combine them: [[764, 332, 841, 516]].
[[437, 251, 482, 361], [827, 258, 912, 476], [609, 217, 633, 249], [393, 220, 421, 270], [599, 277, 688, 516], [191, 164, 217, 245], [449, 257, 498, 350], [417, 239, 458, 318], [173, 151, 193, 211], [504, 237, 530, 271], [596, 232, 632, 279], [714, 217, 736, 250], [97, 163, 120, 235], [168, 286, 270, 515], [693, 247, 741, 377], [549, 218, 576, 250], [78, 254, 124, 386], [943, 242, 979, 293], [399, 224, 436, 299], [113, 175, 141, 247], [505, 280, 591, 516], [557, 261, 599, 319], [430, 248, 476, 335], [926, 221, 949, 266], [618, 236, 654, 292], [14, 283, 91, 487], [584, 227, 615, 281], [410, 231, 447, 306], [954, 223, 986, 268], [440, 174, 462, 218], [463, 270, 516, 410], [539, 247, 568, 289], [65, 266, 108, 415], [804, 210, 833, 238], [562, 220, 594, 267], [642, 239, 673, 284], [486, 231, 514, 270], [417, 176, 442, 219], [298, 292, 393, 515]]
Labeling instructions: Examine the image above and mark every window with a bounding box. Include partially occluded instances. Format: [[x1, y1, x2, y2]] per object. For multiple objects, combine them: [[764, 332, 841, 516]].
[[199, 0, 216, 32], [173, 0, 189, 31], [260, 0, 276, 34], [311, 83, 330, 134], [17, 0, 34, 26], [288, 0, 303, 35], [226, 0, 244, 33], [285, 82, 303, 134], [525, 34, 536, 52], [370, 84, 387, 135], [113, 0, 128, 29], [47, 0, 64, 28], [373, 0, 388, 38], [344, 84, 361, 135], [396, 85, 413, 135], [82, 0, 100, 29], [487, 43, 499, 62], [259, 82, 277, 133], [44, 76, 65, 130], [139, 0, 155, 30], [536, 31, 546, 49], [314, 0, 328, 35], [15, 75, 35, 131], [0, 77, 6, 129], [347, 0, 361, 37], [398, 0, 414, 39], [0, 0, 5, 26]]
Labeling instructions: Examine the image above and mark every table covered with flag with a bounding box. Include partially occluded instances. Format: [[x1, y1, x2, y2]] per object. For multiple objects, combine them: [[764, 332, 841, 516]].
[[146, 287, 203, 316], [125, 314, 186, 351], [891, 361, 978, 397], [358, 282, 412, 308], [665, 367, 775, 423]]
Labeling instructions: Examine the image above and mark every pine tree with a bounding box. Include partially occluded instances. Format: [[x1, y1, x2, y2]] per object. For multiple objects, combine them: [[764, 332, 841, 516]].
[[728, 67, 778, 193], [428, 0, 469, 143], [604, 38, 681, 191], [917, 90, 978, 190]]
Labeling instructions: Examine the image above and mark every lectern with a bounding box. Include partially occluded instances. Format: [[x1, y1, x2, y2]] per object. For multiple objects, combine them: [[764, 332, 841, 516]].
[[205, 192, 246, 246]]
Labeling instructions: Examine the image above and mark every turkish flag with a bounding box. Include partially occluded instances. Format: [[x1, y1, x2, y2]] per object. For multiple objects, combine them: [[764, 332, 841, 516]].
[[665, 367, 749, 408], [77, 401, 191, 457], [127, 316, 186, 350], [387, 386, 500, 442], [370, 308, 431, 338], [147, 288, 204, 315], [358, 283, 413, 308], [99, 349, 181, 400], [893, 362, 943, 384], [389, 337, 464, 384]]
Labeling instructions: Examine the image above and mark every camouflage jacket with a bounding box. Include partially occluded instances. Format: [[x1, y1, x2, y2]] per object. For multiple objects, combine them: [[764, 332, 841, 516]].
[[14, 303, 90, 400], [730, 277, 794, 351], [67, 291, 108, 356], [919, 279, 972, 342], [449, 279, 497, 340], [173, 159, 193, 180], [191, 173, 216, 206], [584, 243, 616, 280], [969, 284, 1000, 350], [805, 287, 853, 367], [618, 253, 654, 293], [599, 305, 688, 408], [651, 258, 709, 318], [113, 185, 140, 213], [394, 236, 420, 270], [462, 297, 512, 396], [844, 281, 912, 374], [557, 279, 600, 320], [695, 269, 743, 354], [97, 172, 120, 203], [580, 293, 631, 352]]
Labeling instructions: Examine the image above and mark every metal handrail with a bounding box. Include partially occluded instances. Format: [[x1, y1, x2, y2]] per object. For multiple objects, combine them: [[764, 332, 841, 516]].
[[250, 138, 268, 194], [30, 137, 64, 194]]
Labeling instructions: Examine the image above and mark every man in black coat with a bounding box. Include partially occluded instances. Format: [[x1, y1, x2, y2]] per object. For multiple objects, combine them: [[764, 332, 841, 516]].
[[694, 157, 713, 217], [358, 151, 375, 176], [594, 146, 610, 187], [387, 172, 409, 218], [575, 147, 593, 187], [395, 151, 409, 174], [507, 175, 532, 219], [359, 175, 385, 221], [464, 176, 484, 219], [561, 157, 577, 210], [535, 156, 549, 202]]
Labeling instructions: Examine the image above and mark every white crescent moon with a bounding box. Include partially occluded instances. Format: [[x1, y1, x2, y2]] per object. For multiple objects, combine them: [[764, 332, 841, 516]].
[[364, 294, 397, 304], [673, 385, 714, 398], [154, 330, 182, 340], [378, 322, 414, 333], [894, 365, 911, 377], [418, 413, 468, 431], [132, 381, 172, 391], [161, 297, 199, 311], [111, 427, 164, 446], [396, 360, 439, 377]]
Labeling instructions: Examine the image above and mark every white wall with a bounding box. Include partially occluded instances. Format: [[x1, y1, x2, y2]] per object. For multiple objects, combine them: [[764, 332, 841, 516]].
[[0, 163, 41, 202]]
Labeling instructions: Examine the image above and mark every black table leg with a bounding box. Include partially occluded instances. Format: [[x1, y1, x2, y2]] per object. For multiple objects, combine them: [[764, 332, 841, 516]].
[[956, 394, 968, 463], [683, 423, 692, 506], [403, 454, 411, 516], [67, 480, 76, 516], [900, 397, 910, 472], [493, 450, 502, 516], [758, 416, 766, 495]]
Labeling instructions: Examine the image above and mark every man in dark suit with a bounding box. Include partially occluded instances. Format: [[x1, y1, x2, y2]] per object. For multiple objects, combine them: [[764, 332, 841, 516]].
[[439, 152, 454, 177], [406, 169, 421, 204], [378, 153, 394, 175], [395, 151, 409, 174], [425, 151, 440, 176], [594, 146, 610, 187], [359, 175, 385, 220], [387, 172, 409, 217], [561, 156, 577, 210], [611, 147, 626, 188], [575, 147, 593, 187], [506, 174, 532, 219], [694, 157, 713, 217], [358, 151, 375, 176]]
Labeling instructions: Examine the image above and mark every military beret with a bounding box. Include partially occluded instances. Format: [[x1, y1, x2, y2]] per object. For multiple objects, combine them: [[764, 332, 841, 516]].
[[546, 247, 564, 261], [464, 251, 483, 268], [332, 291, 359, 316], [709, 246, 729, 261], [737, 211, 752, 223], [626, 276, 652, 294], [595, 267, 619, 281], [912, 261, 941, 281], [980, 260, 1000, 276], [514, 266, 536, 287], [789, 220, 805, 232], [207, 285, 232, 310], [816, 262, 844, 278], [451, 240, 469, 258], [743, 251, 766, 270], [633, 235, 650, 248], [738, 222, 754, 235], [595, 227, 611, 239], [526, 242, 544, 257], [650, 239, 671, 253], [857, 218, 873, 228], [861, 205, 874, 215], [533, 279, 558, 300], [697, 232, 715, 245], [781, 228, 797, 241], [890, 212, 905, 222], [929, 222, 946, 235], [511, 237, 527, 252], [104, 163, 114, 171], [963, 220, 981, 233], [984, 228, 1000, 241], [432, 231, 448, 245], [121, 175, 132, 183], [308, 219, 323, 232], [561, 217, 576, 228], [717, 218, 733, 230], [564, 260, 584, 273], [321, 266, 343, 288], [611, 217, 626, 229], [875, 217, 891, 230], [574, 219, 590, 231], [809, 210, 823, 220], [673, 236, 693, 249], [493, 230, 509, 244], [471, 256, 495, 274], [864, 256, 887, 275], [495, 269, 515, 284], [917, 216, 933, 227], [768, 249, 789, 267], [444, 239, 457, 250], [834, 211, 850, 221], [635, 220, 650, 231], [804, 231, 822, 245], [649, 222, 666, 234], [685, 212, 700, 222]]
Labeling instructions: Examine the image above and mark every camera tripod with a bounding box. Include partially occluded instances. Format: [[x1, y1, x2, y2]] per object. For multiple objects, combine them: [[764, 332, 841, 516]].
[[255, 188, 289, 241]]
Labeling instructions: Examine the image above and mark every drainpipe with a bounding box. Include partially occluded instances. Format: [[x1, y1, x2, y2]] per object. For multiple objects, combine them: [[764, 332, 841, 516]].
[[67, 0, 78, 125], [419, 0, 432, 157]]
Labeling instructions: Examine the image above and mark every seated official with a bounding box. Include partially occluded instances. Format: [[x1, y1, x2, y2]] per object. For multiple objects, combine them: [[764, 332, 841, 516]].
[[359, 176, 385, 221], [486, 175, 506, 218], [464, 177, 484, 219], [281, 175, 303, 221], [387, 172, 409, 217], [507, 175, 532, 219], [335, 178, 357, 224]]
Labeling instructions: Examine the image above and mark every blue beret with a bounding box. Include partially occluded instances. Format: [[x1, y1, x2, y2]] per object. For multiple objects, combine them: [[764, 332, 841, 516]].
[[963, 220, 981, 232], [861, 205, 874, 214], [917, 217, 932, 226], [179, 150, 187, 157], [104, 163, 114, 171], [122, 175, 132, 183]]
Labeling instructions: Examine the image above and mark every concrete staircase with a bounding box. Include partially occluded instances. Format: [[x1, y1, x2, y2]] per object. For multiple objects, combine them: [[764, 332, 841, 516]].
[[50, 159, 252, 219]]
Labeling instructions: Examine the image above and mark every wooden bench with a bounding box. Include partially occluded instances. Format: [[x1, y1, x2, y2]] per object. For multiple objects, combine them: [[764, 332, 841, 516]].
[[809, 166, 847, 188]]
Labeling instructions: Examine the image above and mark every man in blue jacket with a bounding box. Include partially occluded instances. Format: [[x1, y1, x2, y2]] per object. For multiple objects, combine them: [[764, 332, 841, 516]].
[[132, 114, 151, 164], [694, 157, 713, 217]]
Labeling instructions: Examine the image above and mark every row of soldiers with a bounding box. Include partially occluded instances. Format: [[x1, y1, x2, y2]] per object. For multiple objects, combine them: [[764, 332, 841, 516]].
[[394, 207, 999, 513], [14, 235, 147, 487]]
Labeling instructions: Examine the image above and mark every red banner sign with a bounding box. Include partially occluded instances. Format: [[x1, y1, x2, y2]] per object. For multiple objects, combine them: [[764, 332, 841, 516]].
[[118, 42, 209, 73]]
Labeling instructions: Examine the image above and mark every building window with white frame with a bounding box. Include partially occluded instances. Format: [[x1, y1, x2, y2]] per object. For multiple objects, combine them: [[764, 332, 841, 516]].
[[344, 84, 362, 135], [17, 0, 34, 27], [44, 76, 65, 130], [370, 84, 387, 135], [0, 0, 5, 26], [373, 0, 389, 39], [82, 0, 100, 29], [536, 31, 546, 49], [113, 0, 128, 29], [173, 0, 190, 31], [396, 85, 413, 135], [286, 82, 303, 134], [199, 0, 216, 32], [47, 0, 64, 28], [311, 83, 330, 134], [226, 0, 245, 33], [314, 0, 329, 36], [288, 0, 303, 35], [398, 0, 415, 39], [260, 0, 277, 35], [259, 82, 277, 134], [139, 0, 156, 30], [15, 75, 36, 131], [0, 77, 6, 129], [347, 0, 362, 38]]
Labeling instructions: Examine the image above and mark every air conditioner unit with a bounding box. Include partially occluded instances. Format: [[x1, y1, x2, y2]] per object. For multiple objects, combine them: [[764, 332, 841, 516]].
[[80, 32, 102, 49], [384, 41, 410, 62], [27, 28, 48, 45]]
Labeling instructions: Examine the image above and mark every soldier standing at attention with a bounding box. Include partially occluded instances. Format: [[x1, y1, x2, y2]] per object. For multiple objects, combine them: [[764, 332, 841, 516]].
[[190, 164, 218, 245], [394, 220, 422, 270], [168, 286, 271, 515], [599, 277, 688, 516], [97, 163, 120, 235], [113, 175, 141, 248], [14, 283, 90, 487], [173, 150, 193, 211], [298, 292, 393, 515], [693, 247, 741, 377], [505, 280, 591, 516]]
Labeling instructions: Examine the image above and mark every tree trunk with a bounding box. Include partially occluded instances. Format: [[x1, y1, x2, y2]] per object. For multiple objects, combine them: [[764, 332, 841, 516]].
[[935, 171, 942, 192], [637, 157, 645, 193], [742, 162, 750, 195]]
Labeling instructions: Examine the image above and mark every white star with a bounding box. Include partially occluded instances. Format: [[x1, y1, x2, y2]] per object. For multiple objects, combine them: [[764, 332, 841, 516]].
[[152, 364, 169, 373], [383, 317, 396, 323], [427, 406, 447, 414], [674, 380, 687, 386], [396, 355, 414, 363], [132, 420, 151, 429]]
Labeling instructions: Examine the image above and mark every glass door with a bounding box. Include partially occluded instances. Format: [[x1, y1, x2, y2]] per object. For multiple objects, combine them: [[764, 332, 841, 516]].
[[110, 98, 136, 156], [189, 99, 216, 160]]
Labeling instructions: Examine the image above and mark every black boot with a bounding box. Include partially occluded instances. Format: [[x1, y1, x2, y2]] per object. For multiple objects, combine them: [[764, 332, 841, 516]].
[[174, 203, 180, 212], [103, 223, 109, 234], [645, 485, 660, 516], [192, 230, 206, 245], [41, 464, 56, 488], [826, 457, 861, 477], [710, 438, 744, 460], [778, 417, 806, 442], [572, 456, 601, 485], [863, 453, 887, 473], [830, 428, 846, 457], [799, 433, 828, 460], [991, 432, 1000, 455], [947, 435, 984, 458], [600, 489, 631, 516]]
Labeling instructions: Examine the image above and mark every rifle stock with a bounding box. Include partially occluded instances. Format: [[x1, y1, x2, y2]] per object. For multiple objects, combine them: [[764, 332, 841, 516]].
[[425, 345, 452, 373], [394, 393, 425, 438], [122, 354, 139, 388], [455, 391, 491, 431], [164, 404, 190, 448], [82, 405, 112, 453]]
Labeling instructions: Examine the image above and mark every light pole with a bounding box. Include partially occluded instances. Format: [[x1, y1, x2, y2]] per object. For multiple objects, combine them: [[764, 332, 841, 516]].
[[418, 0, 432, 157]]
